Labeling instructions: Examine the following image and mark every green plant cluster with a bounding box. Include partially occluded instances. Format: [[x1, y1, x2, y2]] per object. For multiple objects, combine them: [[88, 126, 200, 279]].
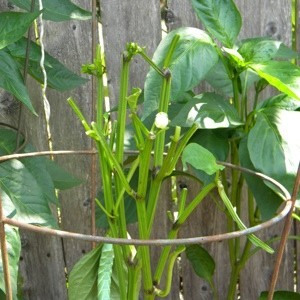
[[68, 1, 300, 299], [0, 0, 300, 299]]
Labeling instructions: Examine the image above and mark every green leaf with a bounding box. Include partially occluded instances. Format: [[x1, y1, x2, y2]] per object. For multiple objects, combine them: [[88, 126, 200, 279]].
[[275, 43, 299, 60], [260, 291, 300, 300], [0, 226, 21, 299], [143, 27, 218, 119], [205, 60, 260, 97], [189, 129, 229, 161], [222, 47, 245, 67], [0, 11, 40, 49], [0, 128, 25, 155], [0, 160, 57, 227], [249, 61, 300, 100], [239, 137, 282, 220], [171, 92, 243, 128], [0, 50, 36, 114], [68, 244, 103, 300], [9, 0, 91, 22], [182, 143, 224, 175], [109, 256, 130, 300], [238, 37, 282, 63], [6, 37, 88, 91], [185, 245, 215, 284], [97, 244, 114, 300], [248, 108, 300, 198], [188, 129, 230, 185], [44, 159, 82, 190], [20, 144, 57, 204], [257, 94, 300, 111], [191, 0, 242, 47], [204, 59, 233, 96]]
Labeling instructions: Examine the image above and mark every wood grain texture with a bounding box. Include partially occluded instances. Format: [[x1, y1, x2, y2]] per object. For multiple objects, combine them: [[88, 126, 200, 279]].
[[0, 1, 68, 299], [100, 0, 162, 108]]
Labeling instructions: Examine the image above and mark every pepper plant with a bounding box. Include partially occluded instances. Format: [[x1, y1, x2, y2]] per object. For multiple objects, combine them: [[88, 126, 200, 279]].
[[67, 0, 300, 299]]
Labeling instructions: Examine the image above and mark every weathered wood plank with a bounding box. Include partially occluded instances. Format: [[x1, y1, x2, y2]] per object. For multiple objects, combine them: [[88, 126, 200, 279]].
[[100, 0, 162, 108], [41, 5, 95, 269], [0, 1, 68, 298]]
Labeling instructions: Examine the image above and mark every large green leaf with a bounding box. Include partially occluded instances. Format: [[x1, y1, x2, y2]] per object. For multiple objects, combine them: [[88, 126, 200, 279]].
[[97, 244, 114, 300], [257, 94, 300, 111], [0, 50, 36, 114], [143, 27, 218, 119], [20, 145, 57, 204], [182, 143, 224, 175], [185, 245, 215, 285], [191, 0, 242, 47], [249, 61, 300, 100], [0, 11, 40, 49], [0, 128, 25, 155], [239, 137, 283, 220], [238, 38, 282, 63], [0, 226, 21, 299], [171, 93, 243, 128], [44, 159, 82, 190], [0, 129, 80, 202], [248, 108, 300, 197], [68, 244, 103, 300], [9, 0, 91, 22], [0, 159, 57, 227], [260, 291, 300, 300], [6, 37, 88, 91], [189, 129, 229, 161]]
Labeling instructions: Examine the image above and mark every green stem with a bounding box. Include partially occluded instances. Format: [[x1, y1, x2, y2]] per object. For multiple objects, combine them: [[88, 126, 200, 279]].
[[147, 124, 198, 236], [136, 201, 153, 296], [96, 46, 104, 129], [155, 246, 185, 298], [241, 70, 249, 121], [154, 73, 171, 168], [163, 34, 180, 68], [154, 182, 216, 283], [92, 123, 135, 198], [153, 34, 179, 169], [114, 53, 131, 258], [67, 97, 91, 132], [232, 73, 240, 117], [216, 179, 273, 253], [95, 140, 127, 298], [127, 261, 142, 300], [227, 239, 252, 300], [139, 50, 165, 77], [136, 134, 156, 296]]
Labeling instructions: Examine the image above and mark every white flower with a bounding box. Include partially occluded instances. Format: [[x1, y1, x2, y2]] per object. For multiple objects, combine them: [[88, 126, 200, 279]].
[[154, 112, 169, 129]]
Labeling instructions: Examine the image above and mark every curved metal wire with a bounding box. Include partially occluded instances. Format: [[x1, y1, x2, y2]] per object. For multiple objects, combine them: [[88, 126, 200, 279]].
[[0, 149, 292, 246]]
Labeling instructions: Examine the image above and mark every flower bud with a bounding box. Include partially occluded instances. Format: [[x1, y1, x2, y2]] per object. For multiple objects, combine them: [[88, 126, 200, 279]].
[[155, 112, 169, 129]]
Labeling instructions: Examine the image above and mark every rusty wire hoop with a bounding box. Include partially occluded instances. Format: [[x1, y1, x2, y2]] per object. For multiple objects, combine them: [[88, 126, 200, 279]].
[[0, 150, 292, 246]]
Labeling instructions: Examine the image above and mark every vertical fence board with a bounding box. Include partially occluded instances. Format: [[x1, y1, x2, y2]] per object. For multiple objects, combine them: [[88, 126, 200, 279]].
[[0, 1, 67, 299], [12, 0, 92, 297], [41, 0, 94, 271], [100, 0, 162, 108]]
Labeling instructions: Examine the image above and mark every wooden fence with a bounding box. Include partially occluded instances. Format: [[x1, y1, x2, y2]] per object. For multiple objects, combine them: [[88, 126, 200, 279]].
[[0, 0, 299, 299]]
